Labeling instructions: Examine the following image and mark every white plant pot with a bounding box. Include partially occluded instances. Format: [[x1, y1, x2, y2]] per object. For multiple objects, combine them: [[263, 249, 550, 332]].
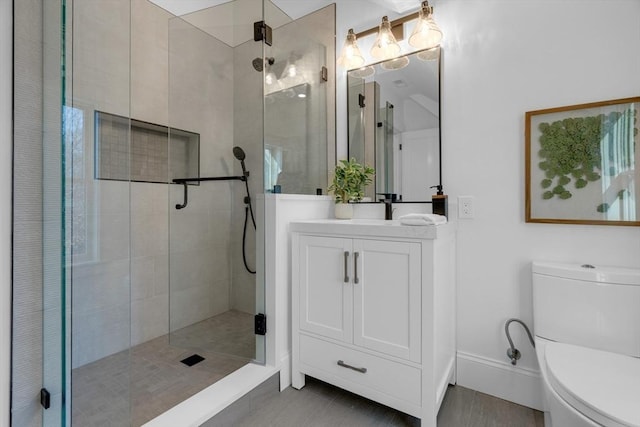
[[334, 203, 353, 220]]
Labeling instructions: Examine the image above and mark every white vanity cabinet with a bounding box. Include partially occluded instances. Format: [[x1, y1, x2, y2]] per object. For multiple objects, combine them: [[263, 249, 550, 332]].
[[291, 220, 456, 426]]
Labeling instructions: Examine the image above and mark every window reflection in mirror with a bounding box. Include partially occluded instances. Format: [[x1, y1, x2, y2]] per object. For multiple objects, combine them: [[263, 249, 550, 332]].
[[347, 47, 441, 202]]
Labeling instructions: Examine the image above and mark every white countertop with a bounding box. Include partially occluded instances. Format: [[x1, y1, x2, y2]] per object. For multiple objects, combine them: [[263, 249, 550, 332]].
[[290, 219, 455, 240]]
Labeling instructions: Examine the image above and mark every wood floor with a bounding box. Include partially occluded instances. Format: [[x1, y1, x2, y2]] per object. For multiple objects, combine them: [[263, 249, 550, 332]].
[[206, 376, 545, 427]]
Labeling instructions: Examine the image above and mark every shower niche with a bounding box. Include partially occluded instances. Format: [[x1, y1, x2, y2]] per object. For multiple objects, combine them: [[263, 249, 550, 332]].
[[94, 110, 200, 183]]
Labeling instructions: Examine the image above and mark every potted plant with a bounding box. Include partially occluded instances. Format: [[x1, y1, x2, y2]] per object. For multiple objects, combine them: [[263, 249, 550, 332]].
[[328, 158, 375, 219]]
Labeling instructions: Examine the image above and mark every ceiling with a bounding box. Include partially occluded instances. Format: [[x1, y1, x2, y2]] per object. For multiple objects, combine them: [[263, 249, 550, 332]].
[[149, 0, 417, 20]]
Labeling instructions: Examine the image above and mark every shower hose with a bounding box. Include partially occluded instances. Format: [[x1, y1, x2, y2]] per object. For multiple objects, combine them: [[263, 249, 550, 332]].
[[242, 186, 257, 275]]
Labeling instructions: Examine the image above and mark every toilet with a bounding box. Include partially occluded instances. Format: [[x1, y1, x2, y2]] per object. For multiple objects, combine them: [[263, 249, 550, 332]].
[[532, 261, 640, 427]]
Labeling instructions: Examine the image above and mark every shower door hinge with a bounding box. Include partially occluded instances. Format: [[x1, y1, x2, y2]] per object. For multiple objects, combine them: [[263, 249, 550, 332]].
[[358, 94, 365, 108], [40, 388, 51, 410], [254, 21, 272, 46], [321, 66, 328, 82], [254, 313, 267, 335]]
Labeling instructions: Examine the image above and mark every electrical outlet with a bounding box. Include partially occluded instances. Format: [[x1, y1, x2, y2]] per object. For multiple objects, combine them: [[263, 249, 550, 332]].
[[458, 196, 474, 219]]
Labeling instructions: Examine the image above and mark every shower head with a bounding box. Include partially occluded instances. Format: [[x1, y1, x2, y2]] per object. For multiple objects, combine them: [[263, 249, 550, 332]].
[[251, 57, 275, 72], [233, 146, 248, 178], [252, 58, 264, 72], [233, 146, 246, 161]]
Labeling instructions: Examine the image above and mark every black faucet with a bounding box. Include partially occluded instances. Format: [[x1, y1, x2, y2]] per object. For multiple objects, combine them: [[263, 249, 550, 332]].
[[377, 193, 397, 220]]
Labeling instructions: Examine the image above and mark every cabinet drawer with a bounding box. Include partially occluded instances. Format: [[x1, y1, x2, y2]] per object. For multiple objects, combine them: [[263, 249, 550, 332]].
[[299, 334, 421, 406]]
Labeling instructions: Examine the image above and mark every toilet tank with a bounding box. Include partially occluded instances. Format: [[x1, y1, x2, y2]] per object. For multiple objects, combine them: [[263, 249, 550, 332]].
[[532, 261, 640, 358]]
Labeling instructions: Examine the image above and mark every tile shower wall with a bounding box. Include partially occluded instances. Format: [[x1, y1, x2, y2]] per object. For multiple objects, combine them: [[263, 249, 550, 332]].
[[167, 13, 235, 331], [230, 39, 263, 314], [70, 0, 133, 368], [12, 0, 44, 424], [70, 0, 237, 367]]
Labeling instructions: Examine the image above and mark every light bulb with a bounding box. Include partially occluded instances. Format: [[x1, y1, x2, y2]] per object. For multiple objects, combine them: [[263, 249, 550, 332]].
[[409, 2, 443, 49], [370, 16, 401, 60], [286, 63, 297, 78], [337, 29, 365, 69], [265, 71, 276, 85]]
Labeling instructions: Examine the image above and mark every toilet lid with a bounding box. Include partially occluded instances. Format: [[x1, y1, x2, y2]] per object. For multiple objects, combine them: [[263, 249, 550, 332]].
[[545, 342, 640, 427]]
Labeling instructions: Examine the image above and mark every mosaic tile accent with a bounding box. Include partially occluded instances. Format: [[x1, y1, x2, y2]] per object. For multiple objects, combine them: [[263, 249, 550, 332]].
[[95, 111, 199, 183]]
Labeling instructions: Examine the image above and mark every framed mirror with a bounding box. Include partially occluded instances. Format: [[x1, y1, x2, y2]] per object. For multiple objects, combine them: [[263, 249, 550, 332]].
[[347, 47, 441, 202]]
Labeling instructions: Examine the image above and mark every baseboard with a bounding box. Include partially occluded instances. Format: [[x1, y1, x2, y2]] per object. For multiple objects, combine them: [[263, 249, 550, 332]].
[[456, 351, 543, 411], [279, 351, 291, 391]]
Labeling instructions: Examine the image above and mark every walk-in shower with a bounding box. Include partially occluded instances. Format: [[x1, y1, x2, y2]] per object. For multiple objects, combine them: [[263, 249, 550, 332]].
[[12, 0, 336, 425]]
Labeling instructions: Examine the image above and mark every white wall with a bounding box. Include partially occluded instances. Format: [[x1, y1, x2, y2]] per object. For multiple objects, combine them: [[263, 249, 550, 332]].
[[1, 0, 12, 424], [333, 0, 640, 409]]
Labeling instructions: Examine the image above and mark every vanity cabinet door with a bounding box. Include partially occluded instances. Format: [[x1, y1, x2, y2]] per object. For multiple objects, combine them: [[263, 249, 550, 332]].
[[298, 235, 353, 342], [352, 239, 422, 363]]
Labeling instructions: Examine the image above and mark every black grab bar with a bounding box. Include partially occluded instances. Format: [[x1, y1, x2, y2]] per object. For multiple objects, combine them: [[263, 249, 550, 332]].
[[172, 175, 246, 210]]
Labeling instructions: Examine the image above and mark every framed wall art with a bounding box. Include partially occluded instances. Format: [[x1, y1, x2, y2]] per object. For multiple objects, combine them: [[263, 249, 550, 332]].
[[525, 97, 640, 226]]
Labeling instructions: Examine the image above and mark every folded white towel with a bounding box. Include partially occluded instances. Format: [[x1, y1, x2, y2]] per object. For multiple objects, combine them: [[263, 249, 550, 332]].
[[398, 213, 447, 226]]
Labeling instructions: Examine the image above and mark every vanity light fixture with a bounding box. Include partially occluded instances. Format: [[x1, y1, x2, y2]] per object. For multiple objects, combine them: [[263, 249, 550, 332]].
[[371, 16, 402, 60], [408, 1, 442, 50], [337, 29, 365, 69], [337, 1, 443, 70]]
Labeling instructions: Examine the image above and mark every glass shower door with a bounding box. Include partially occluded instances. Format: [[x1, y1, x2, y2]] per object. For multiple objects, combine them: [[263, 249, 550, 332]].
[[68, 0, 135, 425], [167, 2, 266, 366], [264, 5, 336, 196]]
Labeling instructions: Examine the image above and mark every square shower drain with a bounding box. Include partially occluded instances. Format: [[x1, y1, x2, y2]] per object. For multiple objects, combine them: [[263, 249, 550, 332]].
[[180, 354, 205, 367]]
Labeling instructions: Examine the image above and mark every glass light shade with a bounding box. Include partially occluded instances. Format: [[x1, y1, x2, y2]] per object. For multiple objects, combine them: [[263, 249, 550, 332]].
[[337, 29, 365, 69], [380, 55, 410, 71], [417, 47, 439, 61], [350, 65, 375, 78], [370, 16, 401, 60], [408, 4, 443, 49]]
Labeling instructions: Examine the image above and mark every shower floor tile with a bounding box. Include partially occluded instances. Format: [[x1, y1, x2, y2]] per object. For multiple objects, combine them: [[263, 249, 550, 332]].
[[71, 310, 254, 426]]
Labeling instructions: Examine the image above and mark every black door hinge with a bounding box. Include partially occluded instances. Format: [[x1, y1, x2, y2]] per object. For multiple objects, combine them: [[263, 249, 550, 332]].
[[254, 21, 272, 46], [358, 93, 365, 108], [255, 313, 267, 335], [40, 388, 50, 410]]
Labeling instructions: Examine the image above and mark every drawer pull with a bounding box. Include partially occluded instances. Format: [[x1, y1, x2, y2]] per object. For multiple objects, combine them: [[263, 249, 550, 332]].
[[343, 251, 349, 283], [337, 359, 367, 374], [353, 252, 359, 284]]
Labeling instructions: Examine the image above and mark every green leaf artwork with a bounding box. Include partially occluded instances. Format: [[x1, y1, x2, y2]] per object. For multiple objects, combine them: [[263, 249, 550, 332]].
[[537, 109, 637, 211]]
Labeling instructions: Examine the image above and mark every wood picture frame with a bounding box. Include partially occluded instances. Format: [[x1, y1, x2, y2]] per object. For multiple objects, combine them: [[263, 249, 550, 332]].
[[525, 97, 640, 226]]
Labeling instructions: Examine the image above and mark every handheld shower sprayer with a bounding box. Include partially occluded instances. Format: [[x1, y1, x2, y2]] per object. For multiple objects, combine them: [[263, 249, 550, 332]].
[[233, 146, 248, 178], [233, 146, 256, 275]]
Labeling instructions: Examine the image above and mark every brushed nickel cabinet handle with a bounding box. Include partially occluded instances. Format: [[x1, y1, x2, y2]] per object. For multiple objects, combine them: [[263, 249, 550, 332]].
[[353, 252, 359, 284], [337, 360, 367, 374], [343, 251, 349, 283]]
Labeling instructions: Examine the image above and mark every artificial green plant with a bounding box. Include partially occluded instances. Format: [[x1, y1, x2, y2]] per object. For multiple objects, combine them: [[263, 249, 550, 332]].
[[329, 158, 375, 204], [537, 109, 637, 210]]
